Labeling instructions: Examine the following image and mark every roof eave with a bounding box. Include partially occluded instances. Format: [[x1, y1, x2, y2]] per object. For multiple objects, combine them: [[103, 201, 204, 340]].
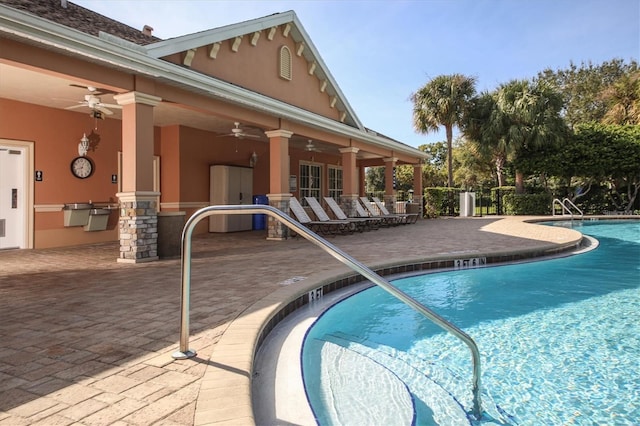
[[0, 5, 426, 160]]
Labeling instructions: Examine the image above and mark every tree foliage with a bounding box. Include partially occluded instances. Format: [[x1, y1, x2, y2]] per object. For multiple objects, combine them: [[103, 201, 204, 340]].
[[601, 70, 640, 125], [407, 60, 640, 214], [537, 59, 638, 127], [462, 79, 568, 192], [411, 74, 476, 187]]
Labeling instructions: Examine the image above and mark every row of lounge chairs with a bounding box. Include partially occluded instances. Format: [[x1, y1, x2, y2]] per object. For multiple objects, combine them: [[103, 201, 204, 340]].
[[288, 196, 418, 236]]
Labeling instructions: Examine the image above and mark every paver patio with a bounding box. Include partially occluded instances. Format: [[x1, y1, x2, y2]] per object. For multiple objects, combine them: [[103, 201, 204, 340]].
[[0, 217, 582, 425]]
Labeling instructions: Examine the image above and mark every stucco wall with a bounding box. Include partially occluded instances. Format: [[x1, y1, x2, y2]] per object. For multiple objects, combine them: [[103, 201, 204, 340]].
[[0, 98, 123, 248]]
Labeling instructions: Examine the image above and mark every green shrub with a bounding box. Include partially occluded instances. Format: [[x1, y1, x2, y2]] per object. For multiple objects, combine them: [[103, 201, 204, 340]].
[[503, 193, 552, 215], [424, 187, 462, 217]]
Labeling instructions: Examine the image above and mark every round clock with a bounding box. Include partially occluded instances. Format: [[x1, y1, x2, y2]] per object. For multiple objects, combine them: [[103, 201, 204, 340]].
[[70, 156, 94, 179]]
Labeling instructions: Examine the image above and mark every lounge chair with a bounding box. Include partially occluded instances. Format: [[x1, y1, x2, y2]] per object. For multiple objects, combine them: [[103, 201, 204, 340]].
[[323, 197, 380, 231], [358, 197, 401, 227], [304, 197, 366, 232], [372, 197, 419, 224], [353, 202, 384, 228], [289, 197, 351, 236]]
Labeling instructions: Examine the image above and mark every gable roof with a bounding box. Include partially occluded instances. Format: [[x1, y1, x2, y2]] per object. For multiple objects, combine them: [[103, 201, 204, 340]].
[[145, 11, 363, 129], [0, 0, 160, 45], [0, 1, 427, 161]]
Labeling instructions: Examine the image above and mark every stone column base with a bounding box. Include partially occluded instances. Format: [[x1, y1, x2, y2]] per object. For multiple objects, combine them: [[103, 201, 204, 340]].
[[339, 194, 359, 218], [266, 193, 291, 240], [383, 194, 397, 214], [116, 191, 160, 263]]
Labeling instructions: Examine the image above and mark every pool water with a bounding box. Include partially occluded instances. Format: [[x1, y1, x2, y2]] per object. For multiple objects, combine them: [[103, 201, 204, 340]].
[[302, 221, 640, 425]]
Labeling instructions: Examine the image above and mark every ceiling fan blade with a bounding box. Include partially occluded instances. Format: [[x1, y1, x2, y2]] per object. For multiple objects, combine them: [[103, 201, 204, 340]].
[[65, 104, 86, 110], [95, 106, 114, 115], [98, 103, 122, 109], [69, 83, 118, 95]]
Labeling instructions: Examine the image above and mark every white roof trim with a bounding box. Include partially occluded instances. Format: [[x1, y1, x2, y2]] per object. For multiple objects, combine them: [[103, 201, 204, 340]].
[[0, 5, 426, 160], [145, 11, 297, 58], [145, 10, 364, 130]]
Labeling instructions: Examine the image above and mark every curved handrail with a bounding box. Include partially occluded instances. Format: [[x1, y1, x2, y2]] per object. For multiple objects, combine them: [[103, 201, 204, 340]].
[[562, 198, 584, 219], [553, 198, 572, 217], [553, 198, 584, 220], [172, 204, 483, 419]]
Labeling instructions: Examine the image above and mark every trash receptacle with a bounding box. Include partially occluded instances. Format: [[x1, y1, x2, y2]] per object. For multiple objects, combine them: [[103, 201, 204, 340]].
[[158, 211, 186, 258], [459, 192, 476, 217], [252, 195, 268, 230]]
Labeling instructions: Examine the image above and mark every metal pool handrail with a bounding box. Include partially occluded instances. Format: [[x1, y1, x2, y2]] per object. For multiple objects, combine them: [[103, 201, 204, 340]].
[[172, 204, 483, 419]]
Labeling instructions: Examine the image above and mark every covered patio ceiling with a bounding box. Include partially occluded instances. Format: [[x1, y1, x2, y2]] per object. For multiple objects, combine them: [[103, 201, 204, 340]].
[[0, 62, 384, 158]]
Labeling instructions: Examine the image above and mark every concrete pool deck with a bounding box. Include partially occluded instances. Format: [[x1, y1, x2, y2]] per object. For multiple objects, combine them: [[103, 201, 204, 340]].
[[0, 216, 584, 425]]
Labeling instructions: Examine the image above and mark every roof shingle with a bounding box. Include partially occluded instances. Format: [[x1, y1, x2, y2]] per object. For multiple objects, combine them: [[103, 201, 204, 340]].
[[0, 0, 161, 45]]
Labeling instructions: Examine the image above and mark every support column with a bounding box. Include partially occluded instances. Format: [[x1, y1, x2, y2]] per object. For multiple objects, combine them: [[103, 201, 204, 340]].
[[264, 129, 293, 240], [114, 91, 161, 263], [413, 163, 424, 219], [339, 147, 359, 217], [383, 157, 397, 213]]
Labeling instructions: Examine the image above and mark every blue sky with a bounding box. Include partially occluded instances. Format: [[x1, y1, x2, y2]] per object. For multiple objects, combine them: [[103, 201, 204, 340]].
[[74, 0, 639, 148]]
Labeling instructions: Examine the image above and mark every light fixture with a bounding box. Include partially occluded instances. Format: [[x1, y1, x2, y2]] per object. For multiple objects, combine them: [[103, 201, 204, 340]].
[[249, 151, 258, 167], [78, 133, 89, 157]]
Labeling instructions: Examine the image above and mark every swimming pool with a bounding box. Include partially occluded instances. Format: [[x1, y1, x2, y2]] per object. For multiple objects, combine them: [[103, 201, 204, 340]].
[[302, 220, 640, 425]]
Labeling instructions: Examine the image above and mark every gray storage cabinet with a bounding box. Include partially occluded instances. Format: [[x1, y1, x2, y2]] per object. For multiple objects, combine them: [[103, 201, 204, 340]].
[[209, 165, 253, 232]]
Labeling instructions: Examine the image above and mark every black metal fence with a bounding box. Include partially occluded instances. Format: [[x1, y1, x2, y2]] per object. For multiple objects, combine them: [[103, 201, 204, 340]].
[[419, 188, 510, 217], [365, 189, 508, 217]]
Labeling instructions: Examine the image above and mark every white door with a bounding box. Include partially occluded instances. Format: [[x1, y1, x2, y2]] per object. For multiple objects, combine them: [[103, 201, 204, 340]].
[[0, 146, 26, 249]]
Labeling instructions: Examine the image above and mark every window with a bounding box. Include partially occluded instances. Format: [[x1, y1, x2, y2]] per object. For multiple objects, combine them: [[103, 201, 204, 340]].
[[299, 162, 321, 203], [328, 166, 343, 200], [279, 46, 292, 80]]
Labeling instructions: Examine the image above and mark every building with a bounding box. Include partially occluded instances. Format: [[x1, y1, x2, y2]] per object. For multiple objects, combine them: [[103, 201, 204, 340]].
[[0, 0, 427, 262]]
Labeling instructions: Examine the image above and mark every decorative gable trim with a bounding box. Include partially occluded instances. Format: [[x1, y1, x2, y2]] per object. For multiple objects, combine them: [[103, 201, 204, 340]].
[[250, 31, 260, 46], [183, 48, 197, 66], [282, 23, 291, 37], [231, 36, 242, 52], [208, 42, 221, 59], [143, 10, 363, 128], [267, 26, 277, 41]]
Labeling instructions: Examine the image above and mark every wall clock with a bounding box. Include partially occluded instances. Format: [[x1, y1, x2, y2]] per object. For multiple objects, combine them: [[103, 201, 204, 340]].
[[70, 156, 94, 179]]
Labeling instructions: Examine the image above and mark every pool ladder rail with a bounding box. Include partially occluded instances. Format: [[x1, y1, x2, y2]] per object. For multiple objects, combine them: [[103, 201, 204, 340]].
[[552, 198, 584, 220], [172, 204, 484, 420]]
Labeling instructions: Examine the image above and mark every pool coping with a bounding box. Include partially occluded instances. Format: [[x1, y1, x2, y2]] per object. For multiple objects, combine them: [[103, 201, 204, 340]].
[[192, 216, 617, 425]]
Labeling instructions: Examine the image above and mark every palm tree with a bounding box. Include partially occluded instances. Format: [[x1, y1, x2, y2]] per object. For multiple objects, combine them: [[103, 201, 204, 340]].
[[463, 79, 567, 192], [411, 74, 476, 188]]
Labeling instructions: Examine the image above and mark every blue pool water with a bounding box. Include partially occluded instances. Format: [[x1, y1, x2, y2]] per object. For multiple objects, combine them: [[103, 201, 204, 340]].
[[302, 221, 640, 425]]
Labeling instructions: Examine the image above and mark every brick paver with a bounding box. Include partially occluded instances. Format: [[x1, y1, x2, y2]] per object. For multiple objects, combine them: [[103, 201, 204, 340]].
[[0, 217, 582, 425]]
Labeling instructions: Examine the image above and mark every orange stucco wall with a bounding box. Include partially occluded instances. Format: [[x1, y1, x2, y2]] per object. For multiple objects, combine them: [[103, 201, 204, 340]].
[[0, 96, 275, 248], [163, 30, 340, 122], [0, 98, 123, 248], [157, 124, 270, 235]]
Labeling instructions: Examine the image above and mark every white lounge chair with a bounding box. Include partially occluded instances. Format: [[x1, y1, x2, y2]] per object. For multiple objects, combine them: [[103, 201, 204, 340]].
[[323, 197, 380, 231], [289, 197, 351, 236], [358, 197, 402, 226], [372, 197, 418, 224], [304, 197, 367, 233]]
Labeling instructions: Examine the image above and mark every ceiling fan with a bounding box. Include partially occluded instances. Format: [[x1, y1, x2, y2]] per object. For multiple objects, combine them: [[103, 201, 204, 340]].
[[219, 122, 262, 139], [65, 86, 121, 117], [306, 139, 321, 152]]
